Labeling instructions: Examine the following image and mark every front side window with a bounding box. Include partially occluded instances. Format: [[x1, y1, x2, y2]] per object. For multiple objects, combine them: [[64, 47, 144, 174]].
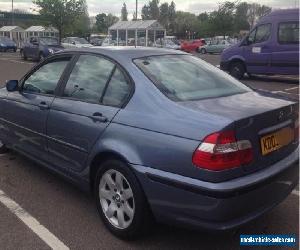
[[255, 24, 271, 43], [63, 55, 115, 103], [23, 58, 70, 95], [134, 55, 250, 102], [278, 22, 299, 44]]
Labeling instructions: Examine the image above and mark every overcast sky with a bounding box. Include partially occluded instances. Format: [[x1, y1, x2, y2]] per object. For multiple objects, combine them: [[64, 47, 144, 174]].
[[0, 0, 298, 17]]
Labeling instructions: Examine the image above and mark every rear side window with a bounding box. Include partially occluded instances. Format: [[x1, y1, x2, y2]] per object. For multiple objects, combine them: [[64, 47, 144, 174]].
[[278, 22, 299, 44], [254, 24, 271, 43], [102, 68, 131, 107], [134, 55, 250, 102], [63, 55, 115, 103]]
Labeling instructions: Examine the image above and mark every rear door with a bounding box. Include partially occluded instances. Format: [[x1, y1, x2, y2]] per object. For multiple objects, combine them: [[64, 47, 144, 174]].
[[270, 21, 299, 75], [46, 54, 132, 172], [4, 55, 71, 161], [243, 23, 272, 74]]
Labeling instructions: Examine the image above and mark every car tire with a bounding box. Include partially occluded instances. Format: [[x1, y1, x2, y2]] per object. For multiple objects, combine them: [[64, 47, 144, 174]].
[[38, 52, 45, 61], [229, 61, 245, 80], [94, 159, 153, 240], [21, 50, 27, 60], [200, 48, 206, 54], [0, 140, 8, 154]]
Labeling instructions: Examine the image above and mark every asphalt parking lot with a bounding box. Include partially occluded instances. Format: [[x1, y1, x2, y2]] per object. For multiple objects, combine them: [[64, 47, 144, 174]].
[[0, 51, 299, 250]]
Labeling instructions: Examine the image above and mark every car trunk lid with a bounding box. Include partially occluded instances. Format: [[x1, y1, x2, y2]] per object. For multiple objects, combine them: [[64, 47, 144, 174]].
[[180, 91, 298, 175]]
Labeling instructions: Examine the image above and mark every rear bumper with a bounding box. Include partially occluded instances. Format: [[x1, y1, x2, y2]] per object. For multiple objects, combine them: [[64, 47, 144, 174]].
[[132, 146, 299, 230]]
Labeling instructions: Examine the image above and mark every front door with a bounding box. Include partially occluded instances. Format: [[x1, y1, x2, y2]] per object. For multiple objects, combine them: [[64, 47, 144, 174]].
[[4, 56, 71, 161], [243, 23, 272, 74], [46, 54, 131, 172]]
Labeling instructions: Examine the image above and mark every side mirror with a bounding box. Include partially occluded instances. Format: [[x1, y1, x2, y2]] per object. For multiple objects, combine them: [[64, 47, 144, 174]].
[[6, 80, 19, 92], [71, 41, 76, 45]]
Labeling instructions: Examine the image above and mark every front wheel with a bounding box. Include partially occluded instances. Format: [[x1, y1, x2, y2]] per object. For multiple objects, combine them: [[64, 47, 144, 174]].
[[200, 48, 206, 54], [0, 140, 8, 154], [95, 159, 152, 240], [229, 61, 245, 80]]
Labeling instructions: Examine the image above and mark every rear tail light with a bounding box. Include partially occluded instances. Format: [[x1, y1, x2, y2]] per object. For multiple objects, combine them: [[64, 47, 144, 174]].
[[192, 130, 253, 171]]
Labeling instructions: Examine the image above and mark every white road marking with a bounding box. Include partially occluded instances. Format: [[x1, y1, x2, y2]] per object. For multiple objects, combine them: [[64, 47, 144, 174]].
[[292, 190, 299, 196], [285, 86, 299, 91], [0, 189, 69, 250]]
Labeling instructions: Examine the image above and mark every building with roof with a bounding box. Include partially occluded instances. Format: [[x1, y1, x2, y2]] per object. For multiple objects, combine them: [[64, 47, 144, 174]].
[[0, 26, 25, 47], [108, 20, 166, 47], [25, 26, 59, 38]]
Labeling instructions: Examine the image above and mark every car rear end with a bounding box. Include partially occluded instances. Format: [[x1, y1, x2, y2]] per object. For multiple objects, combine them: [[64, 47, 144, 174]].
[[132, 53, 299, 230]]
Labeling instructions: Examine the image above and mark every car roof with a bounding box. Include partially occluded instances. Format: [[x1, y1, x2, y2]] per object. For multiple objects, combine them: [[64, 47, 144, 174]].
[[58, 46, 187, 60], [258, 8, 299, 24]]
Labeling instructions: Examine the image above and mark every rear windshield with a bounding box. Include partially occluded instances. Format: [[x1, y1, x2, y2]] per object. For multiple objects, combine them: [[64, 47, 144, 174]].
[[134, 55, 250, 102]]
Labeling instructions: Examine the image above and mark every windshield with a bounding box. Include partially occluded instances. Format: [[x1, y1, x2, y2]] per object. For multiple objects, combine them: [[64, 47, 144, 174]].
[[134, 55, 251, 102], [39, 37, 59, 45], [73, 38, 89, 44]]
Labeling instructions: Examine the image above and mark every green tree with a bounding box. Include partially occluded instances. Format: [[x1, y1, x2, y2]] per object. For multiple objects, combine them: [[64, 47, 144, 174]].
[[210, 1, 235, 38], [247, 3, 271, 29], [149, 0, 160, 19], [141, 5, 151, 20], [95, 13, 119, 33], [121, 2, 128, 21], [173, 11, 198, 38], [71, 0, 90, 37], [159, 2, 169, 28], [234, 2, 250, 32], [168, 1, 176, 34], [33, 0, 86, 41]]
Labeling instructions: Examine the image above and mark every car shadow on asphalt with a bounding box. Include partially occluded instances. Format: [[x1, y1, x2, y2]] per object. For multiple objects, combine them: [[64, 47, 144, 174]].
[[0, 151, 298, 250]]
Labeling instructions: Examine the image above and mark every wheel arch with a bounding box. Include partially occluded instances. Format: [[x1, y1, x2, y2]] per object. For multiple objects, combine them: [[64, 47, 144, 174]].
[[228, 57, 247, 72]]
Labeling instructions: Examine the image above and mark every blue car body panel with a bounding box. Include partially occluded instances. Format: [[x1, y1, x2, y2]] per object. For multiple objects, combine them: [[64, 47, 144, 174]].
[[0, 47, 298, 230]]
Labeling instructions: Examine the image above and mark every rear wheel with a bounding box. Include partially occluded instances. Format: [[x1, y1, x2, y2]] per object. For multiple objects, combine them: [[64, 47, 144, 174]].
[[20, 50, 27, 60], [0, 140, 8, 154], [229, 61, 245, 80], [94, 159, 152, 240], [200, 48, 206, 54]]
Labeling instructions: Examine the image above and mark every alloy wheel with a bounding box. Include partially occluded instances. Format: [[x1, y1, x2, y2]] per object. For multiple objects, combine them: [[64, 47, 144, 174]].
[[99, 169, 135, 230]]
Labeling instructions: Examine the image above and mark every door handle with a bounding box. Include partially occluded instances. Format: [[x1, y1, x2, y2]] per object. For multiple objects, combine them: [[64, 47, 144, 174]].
[[38, 101, 49, 110], [90, 112, 108, 123]]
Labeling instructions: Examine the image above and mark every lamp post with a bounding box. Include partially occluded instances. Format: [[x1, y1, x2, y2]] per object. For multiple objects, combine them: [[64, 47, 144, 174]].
[[11, 0, 14, 25], [136, 0, 138, 20]]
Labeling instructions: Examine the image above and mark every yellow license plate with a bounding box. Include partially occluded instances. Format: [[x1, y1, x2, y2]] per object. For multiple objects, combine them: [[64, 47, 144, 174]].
[[261, 127, 294, 156]]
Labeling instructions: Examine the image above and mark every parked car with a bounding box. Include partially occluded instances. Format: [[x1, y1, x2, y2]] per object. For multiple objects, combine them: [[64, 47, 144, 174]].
[[61, 37, 93, 48], [154, 38, 181, 50], [20, 37, 64, 61], [220, 9, 299, 79], [200, 40, 232, 54], [0, 36, 17, 52], [90, 37, 103, 46], [181, 39, 206, 52], [0, 47, 298, 239]]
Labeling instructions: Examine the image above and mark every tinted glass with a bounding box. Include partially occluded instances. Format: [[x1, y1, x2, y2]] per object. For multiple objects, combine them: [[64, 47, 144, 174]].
[[23, 58, 70, 95], [278, 22, 299, 44], [248, 29, 256, 43], [255, 24, 271, 43], [73, 38, 89, 44], [134, 55, 250, 102], [102, 68, 130, 107], [39, 37, 59, 45], [63, 55, 114, 103]]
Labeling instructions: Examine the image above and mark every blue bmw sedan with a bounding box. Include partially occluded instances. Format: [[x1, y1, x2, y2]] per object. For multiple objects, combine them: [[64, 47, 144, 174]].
[[0, 47, 298, 239]]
